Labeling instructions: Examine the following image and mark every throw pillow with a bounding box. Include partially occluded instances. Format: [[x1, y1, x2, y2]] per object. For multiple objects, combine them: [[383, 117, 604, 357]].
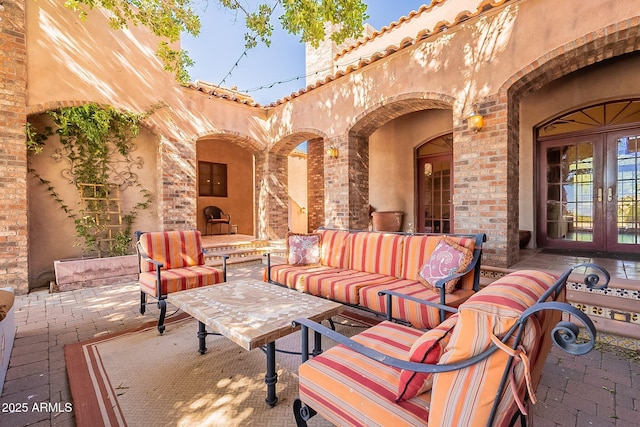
[[417, 236, 474, 293], [396, 320, 455, 401], [0, 289, 15, 322], [286, 232, 321, 265]]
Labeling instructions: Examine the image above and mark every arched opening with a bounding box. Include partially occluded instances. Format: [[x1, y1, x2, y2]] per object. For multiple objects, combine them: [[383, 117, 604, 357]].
[[536, 100, 640, 254]]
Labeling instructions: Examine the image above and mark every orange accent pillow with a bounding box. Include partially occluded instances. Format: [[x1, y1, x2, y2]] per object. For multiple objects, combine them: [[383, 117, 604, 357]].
[[417, 236, 474, 293], [286, 232, 322, 265], [396, 321, 455, 401]]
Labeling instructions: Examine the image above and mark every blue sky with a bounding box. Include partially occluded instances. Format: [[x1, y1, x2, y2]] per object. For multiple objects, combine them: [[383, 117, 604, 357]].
[[182, 1, 430, 105]]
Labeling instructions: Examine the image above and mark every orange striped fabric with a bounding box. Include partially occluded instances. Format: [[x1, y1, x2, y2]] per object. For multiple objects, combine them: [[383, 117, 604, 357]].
[[317, 229, 351, 268], [268, 264, 345, 292], [304, 270, 396, 304], [359, 279, 473, 329], [298, 321, 431, 426], [429, 270, 558, 427], [138, 265, 225, 297], [348, 232, 404, 276], [400, 235, 476, 290], [138, 230, 205, 272]]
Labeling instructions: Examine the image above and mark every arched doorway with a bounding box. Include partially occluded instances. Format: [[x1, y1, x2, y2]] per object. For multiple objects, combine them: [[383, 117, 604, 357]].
[[417, 134, 453, 233], [537, 100, 640, 253]]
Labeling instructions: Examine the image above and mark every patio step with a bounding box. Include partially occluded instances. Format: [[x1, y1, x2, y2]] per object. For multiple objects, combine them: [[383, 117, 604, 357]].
[[204, 238, 286, 267]]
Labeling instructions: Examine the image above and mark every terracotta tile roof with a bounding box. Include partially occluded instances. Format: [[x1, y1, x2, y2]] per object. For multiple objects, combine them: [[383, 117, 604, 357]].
[[187, 80, 261, 107], [189, 0, 510, 109]]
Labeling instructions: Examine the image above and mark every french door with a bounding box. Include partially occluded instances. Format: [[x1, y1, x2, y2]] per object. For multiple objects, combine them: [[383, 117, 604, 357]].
[[538, 128, 640, 253], [418, 155, 452, 234]]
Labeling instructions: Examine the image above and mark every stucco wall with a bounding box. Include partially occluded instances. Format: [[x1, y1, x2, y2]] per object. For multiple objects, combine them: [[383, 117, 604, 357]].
[[288, 155, 308, 233], [27, 115, 159, 289]]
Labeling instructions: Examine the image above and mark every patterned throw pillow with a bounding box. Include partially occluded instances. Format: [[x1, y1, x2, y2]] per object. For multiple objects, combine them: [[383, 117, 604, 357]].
[[286, 232, 322, 265], [417, 236, 473, 293], [395, 319, 456, 401]]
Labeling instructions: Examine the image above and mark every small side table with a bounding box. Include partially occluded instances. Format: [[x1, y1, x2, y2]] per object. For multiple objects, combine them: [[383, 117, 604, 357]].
[[230, 224, 238, 234]]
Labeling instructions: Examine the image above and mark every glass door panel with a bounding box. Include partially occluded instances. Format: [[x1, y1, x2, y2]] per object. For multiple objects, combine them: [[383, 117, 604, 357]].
[[545, 143, 594, 242], [539, 137, 603, 250], [608, 130, 640, 252]]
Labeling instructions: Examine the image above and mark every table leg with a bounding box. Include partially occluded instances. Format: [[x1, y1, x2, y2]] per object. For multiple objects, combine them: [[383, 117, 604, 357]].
[[198, 321, 207, 355], [265, 341, 278, 407]]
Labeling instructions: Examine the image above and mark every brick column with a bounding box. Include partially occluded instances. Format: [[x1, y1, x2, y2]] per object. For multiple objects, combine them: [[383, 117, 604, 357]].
[[255, 150, 288, 239], [452, 94, 516, 267], [1, 0, 28, 293], [307, 138, 325, 232], [324, 133, 369, 230], [159, 136, 196, 230]]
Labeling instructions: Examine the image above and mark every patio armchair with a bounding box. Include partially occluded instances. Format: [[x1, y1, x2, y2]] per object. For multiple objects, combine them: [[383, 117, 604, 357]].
[[136, 230, 228, 334], [204, 205, 231, 235], [292, 264, 609, 427]]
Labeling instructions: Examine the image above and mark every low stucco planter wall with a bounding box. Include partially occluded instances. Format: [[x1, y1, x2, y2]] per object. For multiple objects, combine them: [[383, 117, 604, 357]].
[[53, 255, 138, 292]]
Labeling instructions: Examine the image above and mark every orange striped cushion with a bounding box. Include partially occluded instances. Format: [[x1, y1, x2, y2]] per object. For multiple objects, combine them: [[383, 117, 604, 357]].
[[317, 229, 351, 268], [138, 265, 225, 297], [359, 279, 473, 329], [305, 270, 395, 304], [348, 232, 404, 276], [401, 235, 476, 291], [268, 264, 340, 292], [138, 230, 204, 272], [429, 270, 557, 426], [298, 321, 431, 426], [396, 315, 457, 401]]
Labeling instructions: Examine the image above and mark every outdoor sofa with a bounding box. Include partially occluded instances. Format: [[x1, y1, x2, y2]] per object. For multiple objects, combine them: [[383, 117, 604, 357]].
[[266, 228, 486, 329], [292, 264, 608, 426]]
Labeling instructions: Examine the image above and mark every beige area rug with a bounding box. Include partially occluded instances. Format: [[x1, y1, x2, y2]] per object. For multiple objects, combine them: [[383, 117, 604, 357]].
[[65, 311, 380, 427]]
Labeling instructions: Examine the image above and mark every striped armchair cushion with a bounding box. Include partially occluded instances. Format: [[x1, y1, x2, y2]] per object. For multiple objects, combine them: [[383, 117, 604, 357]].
[[138, 230, 205, 272], [317, 229, 351, 269], [429, 270, 558, 426], [299, 321, 432, 426], [138, 265, 225, 297], [401, 235, 476, 291], [348, 232, 404, 277]]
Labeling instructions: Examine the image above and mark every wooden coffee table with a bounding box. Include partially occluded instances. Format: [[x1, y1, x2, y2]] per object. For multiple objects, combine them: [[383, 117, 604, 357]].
[[166, 279, 343, 407]]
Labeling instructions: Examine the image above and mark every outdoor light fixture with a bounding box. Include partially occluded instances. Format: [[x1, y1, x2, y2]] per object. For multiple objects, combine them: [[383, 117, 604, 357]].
[[467, 110, 484, 132], [325, 145, 339, 159]]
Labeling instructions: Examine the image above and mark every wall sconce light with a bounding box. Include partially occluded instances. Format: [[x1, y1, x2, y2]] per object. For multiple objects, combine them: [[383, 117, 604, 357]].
[[467, 110, 484, 133], [424, 162, 433, 177], [325, 145, 339, 159]]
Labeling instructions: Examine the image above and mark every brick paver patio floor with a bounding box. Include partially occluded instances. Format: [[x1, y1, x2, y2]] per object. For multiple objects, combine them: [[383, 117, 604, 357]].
[[1, 264, 639, 426]]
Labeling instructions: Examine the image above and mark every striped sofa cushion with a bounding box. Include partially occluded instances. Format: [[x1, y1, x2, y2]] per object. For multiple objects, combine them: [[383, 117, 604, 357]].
[[138, 265, 225, 297], [138, 230, 205, 272], [299, 321, 431, 426], [359, 279, 473, 329], [348, 232, 404, 277], [268, 264, 340, 292], [305, 270, 396, 304], [317, 229, 351, 269], [429, 270, 558, 426], [401, 235, 476, 291]]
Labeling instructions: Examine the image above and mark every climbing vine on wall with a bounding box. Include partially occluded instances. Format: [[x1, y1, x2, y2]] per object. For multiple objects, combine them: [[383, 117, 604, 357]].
[[26, 103, 154, 257]]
